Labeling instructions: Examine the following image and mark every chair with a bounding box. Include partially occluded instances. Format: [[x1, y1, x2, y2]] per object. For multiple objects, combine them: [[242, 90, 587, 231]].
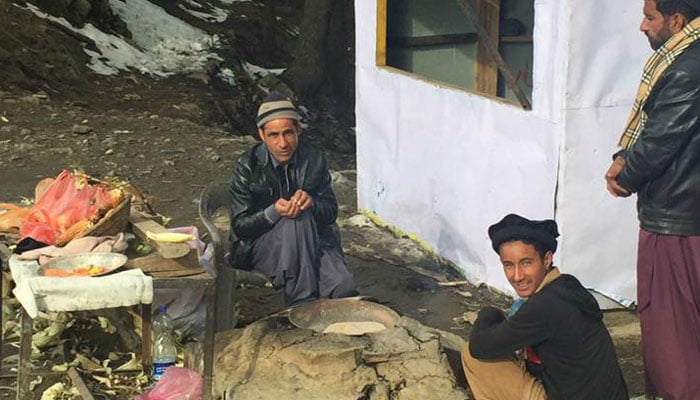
[[198, 182, 268, 332]]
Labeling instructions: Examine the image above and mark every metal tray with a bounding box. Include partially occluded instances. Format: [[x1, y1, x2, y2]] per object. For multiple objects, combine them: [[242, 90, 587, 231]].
[[288, 298, 400, 335], [39, 252, 128, 277]]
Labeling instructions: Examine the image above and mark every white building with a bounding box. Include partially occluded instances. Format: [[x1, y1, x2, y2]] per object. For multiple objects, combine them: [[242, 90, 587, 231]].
[[355, 0, 650, 302]]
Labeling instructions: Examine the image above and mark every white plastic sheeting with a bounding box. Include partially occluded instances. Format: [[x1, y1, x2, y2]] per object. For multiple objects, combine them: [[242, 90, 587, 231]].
[[556, 0, 651, 302], [355, 0, 650, 301]]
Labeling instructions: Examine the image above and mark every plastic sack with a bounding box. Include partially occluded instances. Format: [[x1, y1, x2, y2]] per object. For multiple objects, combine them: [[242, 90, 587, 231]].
[[135, 367, 203, 400], [19, 170, 115, 245]]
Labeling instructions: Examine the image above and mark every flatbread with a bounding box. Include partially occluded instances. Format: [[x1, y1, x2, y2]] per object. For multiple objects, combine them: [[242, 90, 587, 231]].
[[322, 321, 387, 335]]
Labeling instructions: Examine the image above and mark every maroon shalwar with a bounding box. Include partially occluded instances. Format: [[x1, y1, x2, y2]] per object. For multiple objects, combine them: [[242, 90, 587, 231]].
[[637, 229, 700, 400]]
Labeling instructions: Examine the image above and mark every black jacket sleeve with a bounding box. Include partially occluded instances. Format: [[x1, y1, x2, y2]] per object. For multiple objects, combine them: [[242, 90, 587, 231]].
[[617, 67, 700, 193], [469, 303, 553, 360], [229, 153, 275, 240]]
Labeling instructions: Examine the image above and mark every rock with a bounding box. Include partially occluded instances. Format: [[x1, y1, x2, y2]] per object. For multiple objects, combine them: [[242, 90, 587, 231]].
[[72, 0, 92, 18], [175, 102, 203, 119], [71, 124, 93, 134], [343, 214, 374, 228], [331, 170, 357, 214], [20, 128, 32, 135], [0, 125, 18, 134], [70, 101, 90, 108], [258, 74, 296, 100], [52, 147, 73, 156], [19, 96, 41, 105], [17, 143, 36, 152], [102, 137, 117, 147], [187, 70, 210, 85]]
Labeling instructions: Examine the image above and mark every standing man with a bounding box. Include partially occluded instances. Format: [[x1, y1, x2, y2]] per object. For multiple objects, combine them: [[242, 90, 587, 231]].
[[462, 214, 628, 400], [605, 0, 700, 398], [228, 92, 357, 306]]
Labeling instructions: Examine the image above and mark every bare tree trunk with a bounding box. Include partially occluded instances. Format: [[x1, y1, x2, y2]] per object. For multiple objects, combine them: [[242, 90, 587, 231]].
[[325, 0, 355, 117], [283, 0, 334, 99], [262, 0, 278, 60], [281, 0, 356, 152]]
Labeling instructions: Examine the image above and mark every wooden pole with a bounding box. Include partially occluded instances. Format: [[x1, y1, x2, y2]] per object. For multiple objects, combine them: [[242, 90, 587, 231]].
[[475, 0, 500, 95], [456, 0, 532, 109], [67, 367, 96, 400], [376, 0, 388, 65], [17, 309, 32, 400]]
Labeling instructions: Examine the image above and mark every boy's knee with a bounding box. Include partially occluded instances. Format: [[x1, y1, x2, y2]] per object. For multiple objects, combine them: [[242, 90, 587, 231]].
[[461, 341, 480, 370]]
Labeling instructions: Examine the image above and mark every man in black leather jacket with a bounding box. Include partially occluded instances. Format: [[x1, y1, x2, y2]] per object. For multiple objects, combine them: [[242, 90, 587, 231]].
[[605, 1, 700, 398], [228, 92, 357, 306]]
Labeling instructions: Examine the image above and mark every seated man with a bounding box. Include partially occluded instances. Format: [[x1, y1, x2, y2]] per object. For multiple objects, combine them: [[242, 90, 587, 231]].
[[228, 92, 357, 306], [462, 214, 628, 400]]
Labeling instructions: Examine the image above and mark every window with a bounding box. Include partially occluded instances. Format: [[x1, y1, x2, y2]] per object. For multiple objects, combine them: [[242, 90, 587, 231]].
[[377, 0, 533, 109]]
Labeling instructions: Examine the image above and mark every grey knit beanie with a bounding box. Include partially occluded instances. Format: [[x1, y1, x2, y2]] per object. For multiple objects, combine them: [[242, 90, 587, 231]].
[[256, 91, 301, 128]]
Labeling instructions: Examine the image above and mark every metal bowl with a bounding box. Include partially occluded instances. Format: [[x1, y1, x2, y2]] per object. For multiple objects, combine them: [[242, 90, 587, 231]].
[[39, 252, 128, 277], [288, 298, 400, 335]]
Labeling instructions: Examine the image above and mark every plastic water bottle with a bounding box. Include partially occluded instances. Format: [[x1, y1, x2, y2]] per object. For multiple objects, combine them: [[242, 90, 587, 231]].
[[152, 305, 177, 381]]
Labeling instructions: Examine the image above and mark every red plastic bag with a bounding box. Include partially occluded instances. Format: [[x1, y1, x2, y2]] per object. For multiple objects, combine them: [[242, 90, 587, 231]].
[[136, 367, 203, 400], [19, 170, 113, 245]]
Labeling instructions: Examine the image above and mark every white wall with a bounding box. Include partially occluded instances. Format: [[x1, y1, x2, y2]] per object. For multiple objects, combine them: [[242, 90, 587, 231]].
[[556, 0, 652, 301], [356, 0, 651, 300], [355, 1, 566, 293]]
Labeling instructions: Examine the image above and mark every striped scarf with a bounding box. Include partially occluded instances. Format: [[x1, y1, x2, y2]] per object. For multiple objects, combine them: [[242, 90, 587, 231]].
[[619, 17, 700, 150]]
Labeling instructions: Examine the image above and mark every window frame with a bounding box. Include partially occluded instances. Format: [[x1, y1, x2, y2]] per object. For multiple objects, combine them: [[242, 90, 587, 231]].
[[376, 0, 532, 110]]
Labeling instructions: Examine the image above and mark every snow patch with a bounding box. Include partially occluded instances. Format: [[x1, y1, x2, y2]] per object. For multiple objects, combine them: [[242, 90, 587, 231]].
[[218, 68, 237, 86], [22, 0, 221, 77], [242, 62, 285, 80], [178, 0, 230, 23]]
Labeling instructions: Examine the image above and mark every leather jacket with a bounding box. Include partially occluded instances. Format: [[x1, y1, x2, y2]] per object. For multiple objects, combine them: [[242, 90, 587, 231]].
[[228, 141, 340, 269], [617, 42, 700, 236]]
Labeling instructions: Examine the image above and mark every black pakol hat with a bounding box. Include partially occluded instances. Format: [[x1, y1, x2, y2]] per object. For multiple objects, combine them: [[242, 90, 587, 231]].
[[488, 214, 560, 254], [658, 0, 700, 15]]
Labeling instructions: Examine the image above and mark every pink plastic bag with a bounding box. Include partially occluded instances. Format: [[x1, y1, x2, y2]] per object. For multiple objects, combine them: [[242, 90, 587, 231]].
[[136, 367, 203, 400], [20, 170, 114, 244]]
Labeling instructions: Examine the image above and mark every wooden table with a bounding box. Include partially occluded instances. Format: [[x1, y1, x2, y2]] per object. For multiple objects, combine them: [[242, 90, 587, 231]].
[[144, 272, 216, 400], [14, 267, 216, 400], [12, 212, 218, 400]]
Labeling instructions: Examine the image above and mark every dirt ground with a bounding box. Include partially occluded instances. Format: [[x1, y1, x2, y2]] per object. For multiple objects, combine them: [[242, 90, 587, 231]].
[[0, 66, 645, 400], [0, 0, 645, 398]]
